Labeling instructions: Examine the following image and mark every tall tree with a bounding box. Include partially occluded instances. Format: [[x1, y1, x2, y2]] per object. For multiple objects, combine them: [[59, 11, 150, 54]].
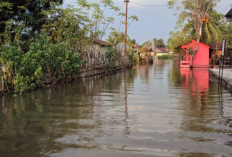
[[153, 38, 157, 49], [107, 28, 125, 47], [168, 0, 220, 66], [167, 31, 191, 53], [156, 38, 165, 48], [0, 0, 63, 36], [181, 10, 222, 45]]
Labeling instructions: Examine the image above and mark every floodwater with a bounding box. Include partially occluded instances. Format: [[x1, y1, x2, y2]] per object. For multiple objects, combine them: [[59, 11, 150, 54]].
[[0, 60, 232, 157]]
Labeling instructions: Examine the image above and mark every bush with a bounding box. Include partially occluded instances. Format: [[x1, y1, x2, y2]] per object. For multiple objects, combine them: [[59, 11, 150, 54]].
[[105, 47, 118, 68], [129, 52, 137, 66], [0, 21, 82, 94], [158, 54, 173, 59]]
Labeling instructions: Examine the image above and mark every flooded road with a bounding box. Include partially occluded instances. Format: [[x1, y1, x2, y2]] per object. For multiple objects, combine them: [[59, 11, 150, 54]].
[[0, 60, 232, 157]]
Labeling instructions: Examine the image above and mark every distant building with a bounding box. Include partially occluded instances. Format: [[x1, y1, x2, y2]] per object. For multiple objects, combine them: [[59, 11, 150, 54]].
[[225, 8, 232, 22], [93, 38, 112, 56], [176, 39, 210, 68], [154, 48, 169, 53], [133, 45, 140, 49], [154, 48, 169, 56]]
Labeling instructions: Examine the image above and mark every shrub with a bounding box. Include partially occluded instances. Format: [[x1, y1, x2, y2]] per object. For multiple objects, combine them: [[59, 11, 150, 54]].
[[0, 21, 82, 94], [105, 47, 118, 68], [158, 54, 173, 59], [129, 52, 137, 66]]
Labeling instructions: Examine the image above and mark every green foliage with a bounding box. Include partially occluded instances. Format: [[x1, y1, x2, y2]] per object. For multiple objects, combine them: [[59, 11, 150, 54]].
[[156, 38, 166, 48], [0, 21, 82, 94], [0, 0, 139, 95], [0, 1, 13, 12], [140, 41, 151, 48], [167, 31, 191, 53], [168, 0, 220, 57], [74, 0, 120, 39], [42, 6, 88, 48], [158, 54, 174, 59], [167, 1, 228, 55], [152, 38, 166, 48], [107, 29, 124, 52], [105, 47, 118, 68], [0, 0, 63, 40], [128, 52, 137, 66]]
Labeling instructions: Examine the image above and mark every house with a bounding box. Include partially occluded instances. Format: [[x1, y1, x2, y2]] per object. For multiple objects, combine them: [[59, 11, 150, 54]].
[[210, 43, 223, 65], [225, 8, 232, 22], [83, 38, 112, 66], [133, 45, 140, 54], [154, 48, 169, 56], [176, 39, 211, 68], [93, 38, 112, 56], [154, 48, 169, 53]]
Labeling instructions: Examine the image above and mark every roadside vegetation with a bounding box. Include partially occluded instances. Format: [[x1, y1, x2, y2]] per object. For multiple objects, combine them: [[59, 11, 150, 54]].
[[158, 54, 173, 60], [0, 0, 138, 95]]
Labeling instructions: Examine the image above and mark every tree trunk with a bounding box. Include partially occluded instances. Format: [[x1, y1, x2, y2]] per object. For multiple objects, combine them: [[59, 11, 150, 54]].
[[193, 25, 202, 56], [190, 55, 193, 68], [189, 25, 202, 68]]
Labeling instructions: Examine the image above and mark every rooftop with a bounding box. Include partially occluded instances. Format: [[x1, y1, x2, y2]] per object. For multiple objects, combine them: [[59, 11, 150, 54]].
[[155, 48, 169, 53], [225, 8, 232, 17], [93, 38, 112, 46]]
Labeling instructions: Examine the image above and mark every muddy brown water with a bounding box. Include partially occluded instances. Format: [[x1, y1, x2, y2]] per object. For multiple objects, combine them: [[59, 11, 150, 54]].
[[0, 60, 232, 157]]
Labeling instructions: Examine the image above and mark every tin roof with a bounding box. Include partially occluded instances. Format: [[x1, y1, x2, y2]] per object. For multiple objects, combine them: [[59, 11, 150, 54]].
[[93, 38, 112, 46], [225, 8, 232, 17], [155, 48, 169, 53]]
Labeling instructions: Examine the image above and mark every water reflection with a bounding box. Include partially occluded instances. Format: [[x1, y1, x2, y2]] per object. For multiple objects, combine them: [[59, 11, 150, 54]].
[[218, 85, 232, 130], [0, 60, 232, 157], [123, 70, 130, 136], [180, 68, 209, 110], [218, 85, 224, 118], [178, 68, 212, 132], [174, 67, 232, 156]]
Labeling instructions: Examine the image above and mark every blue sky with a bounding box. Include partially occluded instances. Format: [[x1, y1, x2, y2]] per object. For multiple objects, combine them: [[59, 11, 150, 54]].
[[63, 0, 231, 45]]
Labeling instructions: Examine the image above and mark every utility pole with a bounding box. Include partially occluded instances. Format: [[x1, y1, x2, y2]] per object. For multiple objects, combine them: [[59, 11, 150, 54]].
[[124, 0, 129, 70]]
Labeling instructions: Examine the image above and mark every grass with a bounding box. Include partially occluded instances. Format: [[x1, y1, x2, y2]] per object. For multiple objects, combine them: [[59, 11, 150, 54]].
[[158, 54, 173, 59]]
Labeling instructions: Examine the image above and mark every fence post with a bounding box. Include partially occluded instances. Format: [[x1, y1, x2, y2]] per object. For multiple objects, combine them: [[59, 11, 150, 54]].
[[1, 76, 4, 91]]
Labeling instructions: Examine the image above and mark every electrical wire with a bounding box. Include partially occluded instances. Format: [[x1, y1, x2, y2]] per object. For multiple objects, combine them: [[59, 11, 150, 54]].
[[129, 1, 182, 7]]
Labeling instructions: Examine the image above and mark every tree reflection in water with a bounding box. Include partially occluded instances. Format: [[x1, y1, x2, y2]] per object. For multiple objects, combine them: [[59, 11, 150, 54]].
[[0, 72, 133, 157], [1, 60, 232, 157]]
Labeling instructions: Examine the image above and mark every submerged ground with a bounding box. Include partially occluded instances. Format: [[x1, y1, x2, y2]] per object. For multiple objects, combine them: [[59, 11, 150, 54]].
[[0, 60, 232, 157]]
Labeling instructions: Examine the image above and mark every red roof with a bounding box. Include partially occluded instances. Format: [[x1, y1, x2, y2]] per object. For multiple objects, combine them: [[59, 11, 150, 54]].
[[133, 45, 140, 49], [93, 38, 112, 46], [155, 48, 169, 53]]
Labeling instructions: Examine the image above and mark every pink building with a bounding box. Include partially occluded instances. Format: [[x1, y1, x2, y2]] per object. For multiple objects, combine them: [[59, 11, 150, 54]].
[[177, 39, 210, 68]]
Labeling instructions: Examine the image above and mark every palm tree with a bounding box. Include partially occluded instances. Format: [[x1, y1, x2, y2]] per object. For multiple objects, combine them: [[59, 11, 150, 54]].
[[181, 14, 222, 45], [167, 31, 191, 53], [153, 38, 157, 49], [156, 39, 166, 48], [176, 0, 220, 66], [107, 28, 124, 46], [138, 40, 153, 59]]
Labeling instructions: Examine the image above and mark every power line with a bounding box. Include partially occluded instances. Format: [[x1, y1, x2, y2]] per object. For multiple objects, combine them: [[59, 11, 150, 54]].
[[130, 1, 182, 7]]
